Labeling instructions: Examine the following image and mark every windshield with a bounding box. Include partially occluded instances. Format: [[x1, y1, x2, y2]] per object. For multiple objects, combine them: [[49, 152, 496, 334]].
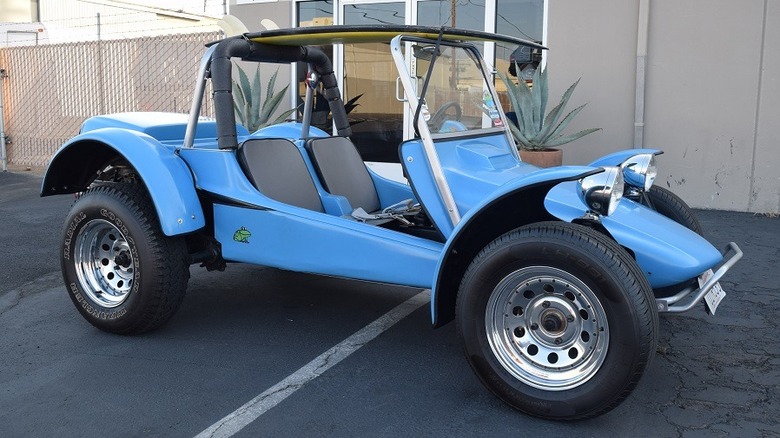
[[411, 43, 505, 135]]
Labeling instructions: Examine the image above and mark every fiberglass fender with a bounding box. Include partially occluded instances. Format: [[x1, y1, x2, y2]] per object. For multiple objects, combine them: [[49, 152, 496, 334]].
[[544, 180, 723, 288], [41, 127, 205, 236], [430, 165, 600, 327], [588, 148, 661, 167]]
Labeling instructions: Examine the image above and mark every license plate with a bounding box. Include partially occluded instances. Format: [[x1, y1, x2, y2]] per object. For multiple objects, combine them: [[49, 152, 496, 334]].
[[698, 269, 726, 315]]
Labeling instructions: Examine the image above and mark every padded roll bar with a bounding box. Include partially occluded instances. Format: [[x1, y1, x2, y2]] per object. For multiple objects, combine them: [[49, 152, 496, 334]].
[[210, 36, 351, 150]]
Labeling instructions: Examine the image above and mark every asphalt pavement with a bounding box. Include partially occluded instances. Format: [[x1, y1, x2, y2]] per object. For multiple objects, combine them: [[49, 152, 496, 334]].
[[1, 171, 778, 437]]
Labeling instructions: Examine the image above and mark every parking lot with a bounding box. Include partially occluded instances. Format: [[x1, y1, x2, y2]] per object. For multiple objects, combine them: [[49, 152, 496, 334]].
[[1, 170, 778, 437]]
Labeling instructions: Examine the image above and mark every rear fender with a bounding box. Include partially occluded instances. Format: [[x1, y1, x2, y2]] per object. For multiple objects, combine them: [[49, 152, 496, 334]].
[[430, 167, 599, 327], [41, 128, 205, 236]]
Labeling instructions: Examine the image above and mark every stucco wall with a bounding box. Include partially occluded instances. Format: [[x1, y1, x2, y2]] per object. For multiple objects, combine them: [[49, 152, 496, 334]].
[[0, 0, 36, 22], [548, 0, 780, 213]]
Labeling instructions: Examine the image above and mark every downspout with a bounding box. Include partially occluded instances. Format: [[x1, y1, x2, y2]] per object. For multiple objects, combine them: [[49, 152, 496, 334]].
[[634, 0, 650, 148], [0, 67, 7, 172]]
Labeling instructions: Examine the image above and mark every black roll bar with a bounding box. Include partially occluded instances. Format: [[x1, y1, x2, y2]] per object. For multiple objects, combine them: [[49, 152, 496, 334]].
[[210, 36, 351, 150]]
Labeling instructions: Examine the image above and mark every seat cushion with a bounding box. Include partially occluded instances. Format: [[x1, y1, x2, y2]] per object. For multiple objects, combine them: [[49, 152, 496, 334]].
[[306, 137, 380, 213], [237, 138, 324, 212]]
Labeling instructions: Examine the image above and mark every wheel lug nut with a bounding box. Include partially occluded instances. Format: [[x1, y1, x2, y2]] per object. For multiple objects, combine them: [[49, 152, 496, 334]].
[[567, 316, 575, 322], [555, 338, 562, 344], [530, 323, 539, 330], [542, 301, 550, 308]]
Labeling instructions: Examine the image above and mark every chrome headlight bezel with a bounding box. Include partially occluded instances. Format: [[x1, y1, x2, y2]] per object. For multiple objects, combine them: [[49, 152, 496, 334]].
[[578, 167, 624, 216], [621, 153, 657, 191]]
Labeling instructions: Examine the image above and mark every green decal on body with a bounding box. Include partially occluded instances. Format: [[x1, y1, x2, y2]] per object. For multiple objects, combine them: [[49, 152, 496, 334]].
[[233, 226, 251, 243]]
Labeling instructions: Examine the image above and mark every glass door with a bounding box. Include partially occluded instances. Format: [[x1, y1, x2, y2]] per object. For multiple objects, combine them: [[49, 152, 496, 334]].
[[337, 0, 409, 162]]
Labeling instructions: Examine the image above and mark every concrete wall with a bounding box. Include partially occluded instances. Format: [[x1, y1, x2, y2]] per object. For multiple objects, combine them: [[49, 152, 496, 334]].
[[548, 0, 780, 213]]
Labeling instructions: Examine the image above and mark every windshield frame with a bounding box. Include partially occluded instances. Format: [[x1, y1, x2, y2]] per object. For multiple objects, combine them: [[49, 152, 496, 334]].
[[393, 35, 519, 158]]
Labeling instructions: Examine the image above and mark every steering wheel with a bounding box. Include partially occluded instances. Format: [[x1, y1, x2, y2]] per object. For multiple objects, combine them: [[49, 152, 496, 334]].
[[429, 101, 462, 131]]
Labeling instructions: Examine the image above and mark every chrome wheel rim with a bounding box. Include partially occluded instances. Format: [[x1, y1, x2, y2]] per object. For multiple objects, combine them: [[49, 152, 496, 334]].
[[74, 219, 135, 308], [485, 266, 609, 391]]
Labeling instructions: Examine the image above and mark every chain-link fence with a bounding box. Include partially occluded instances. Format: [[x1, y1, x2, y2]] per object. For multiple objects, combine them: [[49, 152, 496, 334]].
[[0, 31, 221, 168]]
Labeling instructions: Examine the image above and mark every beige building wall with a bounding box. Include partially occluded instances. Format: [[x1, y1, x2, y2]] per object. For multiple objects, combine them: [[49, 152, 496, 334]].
[[548, 0, 780, 213], [0, 0, 36, 22]]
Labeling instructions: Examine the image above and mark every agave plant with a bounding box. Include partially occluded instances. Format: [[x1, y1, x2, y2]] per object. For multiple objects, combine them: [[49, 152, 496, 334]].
[[233, 65, 296, 132], [498, 65, 600, 150]]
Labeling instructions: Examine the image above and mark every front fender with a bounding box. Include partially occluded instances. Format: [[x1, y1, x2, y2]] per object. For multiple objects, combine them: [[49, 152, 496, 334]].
[[41, 128, 205, 236], [545, 181, 722, 287], [588, 148, 661, 167], [430, 166, 600, 327]]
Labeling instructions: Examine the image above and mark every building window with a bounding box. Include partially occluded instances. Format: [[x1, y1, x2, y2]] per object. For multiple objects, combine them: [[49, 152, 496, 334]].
[[494, 0, 544, 79], [297, 0, 334, 27], [497, 0, 544, 42], [344, 2, 405, 25], [416, 0, 485, 31]]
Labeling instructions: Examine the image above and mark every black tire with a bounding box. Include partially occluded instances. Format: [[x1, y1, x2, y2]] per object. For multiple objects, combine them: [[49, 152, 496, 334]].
[[61, 183, 189, 334], [456, 222, 657, 420], [643, 186, 703, 235]]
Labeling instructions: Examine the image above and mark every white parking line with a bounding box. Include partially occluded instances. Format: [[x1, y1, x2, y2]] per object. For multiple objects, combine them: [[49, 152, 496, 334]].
[[195, 290, 431, 438]]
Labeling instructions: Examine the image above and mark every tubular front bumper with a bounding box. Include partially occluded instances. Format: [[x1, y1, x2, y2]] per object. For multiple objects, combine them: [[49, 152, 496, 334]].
[[656, 242, 743, 313]]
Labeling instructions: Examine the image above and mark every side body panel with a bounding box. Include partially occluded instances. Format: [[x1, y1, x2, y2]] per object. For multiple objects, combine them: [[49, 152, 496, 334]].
[[214, 204, 442, 288], [178, 146, 442, 288]]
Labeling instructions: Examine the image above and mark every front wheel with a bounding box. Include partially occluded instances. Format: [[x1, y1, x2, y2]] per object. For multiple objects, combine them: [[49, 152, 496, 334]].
[[640, 185, 703, 235], [61, 183, 189, 334], [456, 222, 657, 420]]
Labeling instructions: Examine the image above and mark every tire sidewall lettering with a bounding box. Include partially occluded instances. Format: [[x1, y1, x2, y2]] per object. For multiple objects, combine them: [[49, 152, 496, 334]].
[[62, 211, 86, 261], [64, 205, 140, 322]]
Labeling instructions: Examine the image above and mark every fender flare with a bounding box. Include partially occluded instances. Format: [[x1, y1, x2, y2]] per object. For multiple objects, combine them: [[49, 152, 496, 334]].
[[41, 128, 205, 236], [430, 166, 600, 327]]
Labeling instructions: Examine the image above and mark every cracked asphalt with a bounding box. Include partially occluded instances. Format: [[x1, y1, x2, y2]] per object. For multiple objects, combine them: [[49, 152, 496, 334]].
[[1, 171, 778, 437]]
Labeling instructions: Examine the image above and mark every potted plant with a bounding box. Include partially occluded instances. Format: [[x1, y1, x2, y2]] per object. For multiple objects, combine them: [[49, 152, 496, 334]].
[[498, 65, 600, 167]]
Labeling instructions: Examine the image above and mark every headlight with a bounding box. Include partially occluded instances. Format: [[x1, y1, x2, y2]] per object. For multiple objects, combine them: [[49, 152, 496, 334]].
[[578, 167, 624, 216], [621, 153, 657, 191]]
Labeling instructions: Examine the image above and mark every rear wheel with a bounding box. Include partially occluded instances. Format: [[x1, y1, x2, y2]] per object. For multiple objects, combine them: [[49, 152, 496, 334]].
[[61, 183, 189, 334], [457, 222, 657, 420]]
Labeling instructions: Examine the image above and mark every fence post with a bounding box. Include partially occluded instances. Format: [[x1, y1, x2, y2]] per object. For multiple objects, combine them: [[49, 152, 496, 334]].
[[0, 67, 7, 172]]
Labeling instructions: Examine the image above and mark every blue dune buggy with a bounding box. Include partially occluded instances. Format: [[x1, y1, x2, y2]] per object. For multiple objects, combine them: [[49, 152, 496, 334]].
[[42, 26, 742, 420]]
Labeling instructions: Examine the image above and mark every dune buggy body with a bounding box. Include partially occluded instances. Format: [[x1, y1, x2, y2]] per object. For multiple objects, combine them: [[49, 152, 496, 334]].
[[42, 25, 742, 420]]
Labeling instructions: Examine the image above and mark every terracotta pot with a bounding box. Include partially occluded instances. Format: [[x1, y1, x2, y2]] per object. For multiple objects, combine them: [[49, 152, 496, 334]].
[[519, 148, 563, 168]]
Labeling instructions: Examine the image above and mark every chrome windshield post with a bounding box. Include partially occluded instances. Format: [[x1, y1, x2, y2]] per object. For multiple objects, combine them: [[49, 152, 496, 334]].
[[472, 50, 521, 162], [390, 35, 461, 227], [183, 44, 217, 149], [300, 67, 318, 140]]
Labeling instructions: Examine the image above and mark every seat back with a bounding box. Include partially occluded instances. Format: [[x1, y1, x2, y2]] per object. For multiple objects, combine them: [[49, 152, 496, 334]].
[[237, 138, 324, 212], [306, 137, 380, 213]]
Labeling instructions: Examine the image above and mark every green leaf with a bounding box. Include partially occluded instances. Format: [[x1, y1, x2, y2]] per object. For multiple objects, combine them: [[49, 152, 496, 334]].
[[544, 128, 601, 147], [513, 65, 537, 138], [260, 69, 280, 116], [497, 70, 525, 130], [271, 107, 297, 125], [232, 82, 247, 125], [260, 84, 289, 125], [507, 119, 532, 149], [541, 103, 587, 145], [535, 78, 581, 144], [236, 66, 252, 108], [531, 66, 543, 131]]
